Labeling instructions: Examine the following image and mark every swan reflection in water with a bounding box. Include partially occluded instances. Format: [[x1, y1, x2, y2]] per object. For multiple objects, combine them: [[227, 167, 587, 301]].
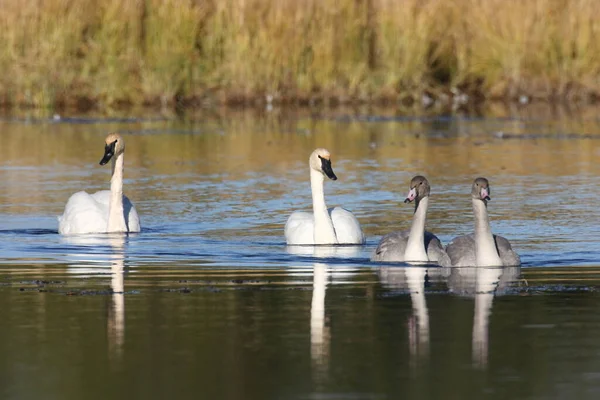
[[286, 245, 363, 379], [378, 265, 443, 365], [285, 245, 364, 280], [285, 244, 363, 259], [311, 262, 329, 370], [60, 233, 129, 357], [107, 234, 126, 356], [447, 265, 521, 368]]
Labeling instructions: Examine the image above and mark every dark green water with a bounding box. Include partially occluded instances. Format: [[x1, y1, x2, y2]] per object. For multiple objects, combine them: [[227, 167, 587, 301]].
[[2, 265, 600, 400]]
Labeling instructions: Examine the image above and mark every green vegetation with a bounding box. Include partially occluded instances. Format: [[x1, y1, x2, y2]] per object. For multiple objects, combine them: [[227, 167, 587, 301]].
[[0, 0, 598, 109]]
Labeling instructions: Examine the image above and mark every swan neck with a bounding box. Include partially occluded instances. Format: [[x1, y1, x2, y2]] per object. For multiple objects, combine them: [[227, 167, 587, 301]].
[[472, 199, 502, 266], [472, 267, 501, 368], [472, 291, 493, 368], [310, 169, 337, 244], [406, 267, 430, 358], [108, 153, 127, 232], [405, 197, 429, 262]]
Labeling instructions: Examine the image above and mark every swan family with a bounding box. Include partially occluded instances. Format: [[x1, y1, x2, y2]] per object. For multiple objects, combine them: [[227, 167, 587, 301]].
[[57, 135, 519, 267], [285, 148, 520, 267]]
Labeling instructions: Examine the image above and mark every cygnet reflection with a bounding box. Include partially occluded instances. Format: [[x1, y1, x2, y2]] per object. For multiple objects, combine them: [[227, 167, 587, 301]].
[[448, 266, 521, 368], [378, 265, 439, 363]]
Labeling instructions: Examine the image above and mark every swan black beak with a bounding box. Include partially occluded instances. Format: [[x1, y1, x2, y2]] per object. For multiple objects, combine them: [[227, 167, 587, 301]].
[[99, 140, 117, 165], [319, 156, 337, 181]]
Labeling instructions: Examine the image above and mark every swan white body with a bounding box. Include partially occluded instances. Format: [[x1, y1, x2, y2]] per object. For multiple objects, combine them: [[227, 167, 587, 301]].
[[285, 206, 364, 245], [285, 149, 365, 245], [446, 178, 520, 267], [58, 133, 141, 235], [372, 177, 450, 266], [58, 190, 140, 235]]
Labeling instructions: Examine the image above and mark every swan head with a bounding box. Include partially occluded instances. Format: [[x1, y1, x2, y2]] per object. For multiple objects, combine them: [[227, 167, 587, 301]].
[[99, 133, 125, 165], [471, 177, 491, 203], [404, 175, 430, 203], [310, 148, 337, 180]]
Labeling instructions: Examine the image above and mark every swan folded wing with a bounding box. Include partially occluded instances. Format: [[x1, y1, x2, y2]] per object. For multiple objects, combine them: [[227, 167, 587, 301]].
[[494, 235, 521, 266], [446, 234, 520, 267], [424, 231, 452, 267], [445, 234, 477, 267], [89, 190, 111, 206], [92, 191, 140, 232], [330, 207, 365, 244], [58, 191, 109, 234], [371, 230, 410, 262], [122, 195, 141, 232], [372, 230, 449, 265], [284, 211, 315, 245]]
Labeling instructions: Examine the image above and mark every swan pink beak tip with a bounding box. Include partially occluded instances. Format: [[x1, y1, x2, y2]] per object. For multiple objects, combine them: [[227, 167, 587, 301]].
[[405, 187, 417, 203], [481, 187, 491, 200]]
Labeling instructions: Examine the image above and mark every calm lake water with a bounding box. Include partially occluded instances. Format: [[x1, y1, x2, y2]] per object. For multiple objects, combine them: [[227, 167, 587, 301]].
[[1, 106, 600, 399]]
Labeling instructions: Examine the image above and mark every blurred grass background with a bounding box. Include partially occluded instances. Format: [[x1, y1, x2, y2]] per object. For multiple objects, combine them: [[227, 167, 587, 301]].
[[0, 0, 598, 109]]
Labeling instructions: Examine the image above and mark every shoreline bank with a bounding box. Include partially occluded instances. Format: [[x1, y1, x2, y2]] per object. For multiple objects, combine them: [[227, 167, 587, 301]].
[[2, 1, 599, 111], [1, 88, 599, 113]]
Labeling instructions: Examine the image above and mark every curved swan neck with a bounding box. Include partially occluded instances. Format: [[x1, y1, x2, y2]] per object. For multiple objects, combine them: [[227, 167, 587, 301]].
[[310, 169, 337, 244], [107, 153, 128, 232], [405, 197, 429, 262], [472, 199, 502, 266]]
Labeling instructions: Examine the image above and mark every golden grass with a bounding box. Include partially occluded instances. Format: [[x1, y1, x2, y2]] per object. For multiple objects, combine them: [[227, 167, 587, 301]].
[[0, 0, 598, 109]]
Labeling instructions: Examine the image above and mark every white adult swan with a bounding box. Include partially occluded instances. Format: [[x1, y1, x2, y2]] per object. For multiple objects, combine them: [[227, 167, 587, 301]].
[[445, 177, 520, 267], [58, 133, 141, 235], [284, 148, 365, 245], [371, 175, 450, 266]]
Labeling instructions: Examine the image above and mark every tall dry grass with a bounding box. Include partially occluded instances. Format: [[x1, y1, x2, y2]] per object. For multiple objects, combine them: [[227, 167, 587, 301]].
[[0, 0, 597, 108]]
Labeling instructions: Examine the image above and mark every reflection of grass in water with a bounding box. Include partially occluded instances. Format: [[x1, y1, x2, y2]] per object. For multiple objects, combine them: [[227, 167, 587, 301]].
[[0, 0, 599, 108]]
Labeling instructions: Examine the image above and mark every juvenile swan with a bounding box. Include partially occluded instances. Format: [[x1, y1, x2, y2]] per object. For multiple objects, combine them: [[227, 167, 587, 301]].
[[284, 148, 365, 245], [445, 178, 520, 267], [58, 133, 141, 235], [371, 176, 450, 266]]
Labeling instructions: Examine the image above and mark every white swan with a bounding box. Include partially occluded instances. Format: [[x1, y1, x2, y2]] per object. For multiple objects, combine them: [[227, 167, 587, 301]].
[[284, 148, 365, 245], [58, 133, 141, 235], [445, 177, 520, 267], [371, 176, 450, 266]]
